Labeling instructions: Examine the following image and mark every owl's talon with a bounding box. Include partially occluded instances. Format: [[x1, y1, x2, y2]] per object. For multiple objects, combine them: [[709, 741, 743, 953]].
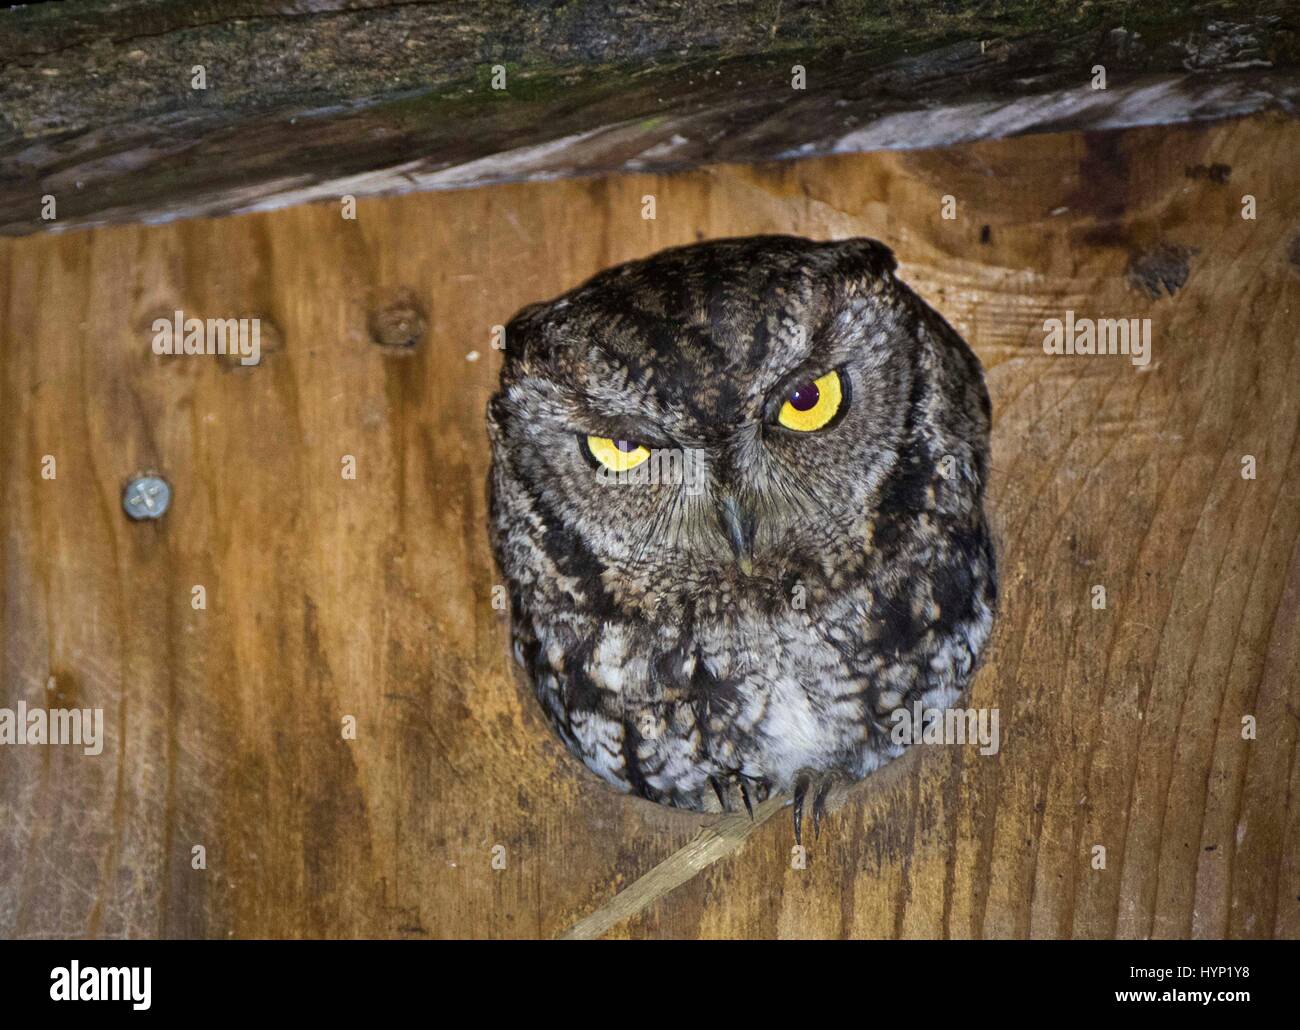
[[792, 775, 810, 846], [739, 781, 754, 820], [709, 776, 730, 813], [812, 777, 835, 840]]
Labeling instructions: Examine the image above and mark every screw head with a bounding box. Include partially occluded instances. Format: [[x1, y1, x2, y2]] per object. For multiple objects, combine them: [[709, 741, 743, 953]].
[[122, 475, 171, 521]]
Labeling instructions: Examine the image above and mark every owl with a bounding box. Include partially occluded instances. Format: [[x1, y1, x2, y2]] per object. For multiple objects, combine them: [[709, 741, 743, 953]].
[[488, 235, 996, 841]]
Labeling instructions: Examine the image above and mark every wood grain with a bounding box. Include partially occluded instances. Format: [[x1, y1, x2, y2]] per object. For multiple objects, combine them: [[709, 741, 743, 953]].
[[1, 111, 1298, 939], [4, 0, 1298, 235]]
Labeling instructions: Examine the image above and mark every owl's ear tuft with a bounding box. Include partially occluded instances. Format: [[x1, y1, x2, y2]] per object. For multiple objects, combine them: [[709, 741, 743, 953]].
[[502, 302, 553, 364], [830, 237, 898, 281]]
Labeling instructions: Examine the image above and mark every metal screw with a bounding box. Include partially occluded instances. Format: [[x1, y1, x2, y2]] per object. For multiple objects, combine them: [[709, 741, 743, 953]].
[[122, 475, 171, 521]]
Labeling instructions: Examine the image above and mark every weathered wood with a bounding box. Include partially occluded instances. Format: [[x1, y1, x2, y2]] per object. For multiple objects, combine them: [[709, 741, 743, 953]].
[[2, 111, 1298, 939], [560, 795, 787, 940], [2, 0, 1299, 236]]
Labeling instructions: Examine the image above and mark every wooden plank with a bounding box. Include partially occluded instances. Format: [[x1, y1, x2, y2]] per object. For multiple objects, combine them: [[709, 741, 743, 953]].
[[3, 0, 1299, 236], [1, 110, 1298, 938]]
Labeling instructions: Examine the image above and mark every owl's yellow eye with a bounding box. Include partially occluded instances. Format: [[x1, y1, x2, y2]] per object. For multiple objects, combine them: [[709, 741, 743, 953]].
[[777, 370, 845, 432], [586, 435, 651, 472]]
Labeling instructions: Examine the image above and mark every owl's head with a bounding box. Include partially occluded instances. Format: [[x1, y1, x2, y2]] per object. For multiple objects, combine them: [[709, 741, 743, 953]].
[[488, 235, 989, 616]]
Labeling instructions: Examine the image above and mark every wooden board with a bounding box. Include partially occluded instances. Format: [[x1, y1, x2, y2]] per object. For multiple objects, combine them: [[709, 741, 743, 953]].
[[1, 111, 1298, 939], [4, 0, 1298, 236]]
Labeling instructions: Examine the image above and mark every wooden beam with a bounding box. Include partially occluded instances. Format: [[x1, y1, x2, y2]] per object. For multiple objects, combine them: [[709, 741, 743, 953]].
[[2, 0, 1298, 236]]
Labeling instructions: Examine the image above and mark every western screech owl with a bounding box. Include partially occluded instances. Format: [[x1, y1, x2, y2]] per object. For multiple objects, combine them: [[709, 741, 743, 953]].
[[488, 236, 996, 840]]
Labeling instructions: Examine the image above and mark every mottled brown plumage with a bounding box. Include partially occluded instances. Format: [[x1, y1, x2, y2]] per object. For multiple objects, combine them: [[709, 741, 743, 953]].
[[488, 235, 996, 839]]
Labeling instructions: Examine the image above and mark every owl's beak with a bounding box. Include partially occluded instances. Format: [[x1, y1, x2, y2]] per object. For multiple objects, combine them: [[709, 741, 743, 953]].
[[717, 493, 757, 576]]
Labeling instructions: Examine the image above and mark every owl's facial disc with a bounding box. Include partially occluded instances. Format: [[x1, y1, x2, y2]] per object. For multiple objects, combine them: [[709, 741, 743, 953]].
[[565, 363, 860, 579]]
